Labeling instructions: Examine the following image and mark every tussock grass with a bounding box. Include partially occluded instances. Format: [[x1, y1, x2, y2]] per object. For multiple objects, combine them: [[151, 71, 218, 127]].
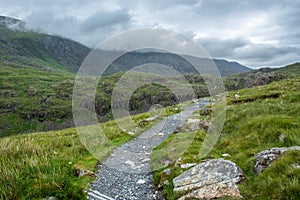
[[0, 101, 189, 199], [153, 78, 300, 199]]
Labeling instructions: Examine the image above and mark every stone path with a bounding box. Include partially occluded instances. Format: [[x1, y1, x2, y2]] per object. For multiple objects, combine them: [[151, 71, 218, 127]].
[[88, 99, 209, 200]]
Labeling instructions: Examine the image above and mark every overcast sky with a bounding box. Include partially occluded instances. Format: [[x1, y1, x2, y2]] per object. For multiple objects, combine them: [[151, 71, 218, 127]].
[[0, 0, 299, 68]]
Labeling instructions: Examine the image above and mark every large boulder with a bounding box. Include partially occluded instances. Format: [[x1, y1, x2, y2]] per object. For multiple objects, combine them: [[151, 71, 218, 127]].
[[254, 146, 300, 174], [173, 158, 246, 199]]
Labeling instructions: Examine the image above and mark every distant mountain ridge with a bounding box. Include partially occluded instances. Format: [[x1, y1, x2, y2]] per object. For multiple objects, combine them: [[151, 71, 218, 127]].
[[106, 51, 251, 76], [0, 15, 251, 76]]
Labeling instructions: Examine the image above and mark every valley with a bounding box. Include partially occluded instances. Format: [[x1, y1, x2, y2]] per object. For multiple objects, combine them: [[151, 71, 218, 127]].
[[0, 15, 300, 200]]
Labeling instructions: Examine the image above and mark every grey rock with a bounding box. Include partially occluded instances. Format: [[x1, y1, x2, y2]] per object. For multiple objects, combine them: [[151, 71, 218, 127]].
[[162, 168, 172, 176], [174, 157, 182, 168], [173, 158, 246, 199], [180, 163, 197, 169], [73, 167, 95, 178], [179, 118, 212, 132], [163, 180, 169, 186], [291, 163, 300, 169], [254, 146, 300, 173], [222, 153, 231, 157]]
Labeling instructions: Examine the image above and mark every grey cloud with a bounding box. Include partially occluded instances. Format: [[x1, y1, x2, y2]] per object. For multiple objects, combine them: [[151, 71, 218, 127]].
[[25, 10, 78, 30], [0, 0, 299, 68], [80, 9, 131, 33], [199, 37, 249, 58], [233, 44, 300, 67]]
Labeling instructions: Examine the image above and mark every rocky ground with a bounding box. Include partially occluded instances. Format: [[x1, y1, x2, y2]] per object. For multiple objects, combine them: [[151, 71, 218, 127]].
[[87, 100, 208, 200]]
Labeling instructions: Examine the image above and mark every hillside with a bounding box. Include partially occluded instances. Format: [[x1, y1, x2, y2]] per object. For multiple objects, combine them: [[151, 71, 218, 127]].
[[0, 104, 187, 199], [153, 76, 300, 199], [224, 62, 300, 90], [0, 16, 90, 73], [1, 74, 299, 199], [1, 60, 299, 138], [0, 16, 250, 76], [105, 51, 251, 76], [0, 62, 211, 137]]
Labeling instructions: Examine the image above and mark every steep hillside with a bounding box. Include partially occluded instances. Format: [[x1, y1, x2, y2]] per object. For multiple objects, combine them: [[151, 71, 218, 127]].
[[0, 16, 90, 73], [225, 62, 300, 90]]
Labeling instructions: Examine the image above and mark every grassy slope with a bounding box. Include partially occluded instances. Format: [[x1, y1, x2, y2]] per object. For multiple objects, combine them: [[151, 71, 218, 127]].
[[224, 62, 300, 90], [153, 77, 300, 199], [0, 27, 71, 73], [0, 63, 208, 137], [0, 101, 189, 199], [0, 64, 74, 137]]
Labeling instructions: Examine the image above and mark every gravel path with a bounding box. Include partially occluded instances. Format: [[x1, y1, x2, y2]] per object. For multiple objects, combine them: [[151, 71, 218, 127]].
[[88, 100, 209, 200]]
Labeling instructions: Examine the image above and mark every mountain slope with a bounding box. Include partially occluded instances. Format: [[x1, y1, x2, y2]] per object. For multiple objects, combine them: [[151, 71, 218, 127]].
[[1, 61, 298, 138], [224, 62, 300, 90], [1, 74, 299, 199], [153, 75, 300, 199], [0, 16, 250, 76], [0, 16, 90, 73], [106, 51, 251, 76]]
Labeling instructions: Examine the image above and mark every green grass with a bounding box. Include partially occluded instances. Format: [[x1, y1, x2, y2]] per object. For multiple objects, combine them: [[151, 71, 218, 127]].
[[153, 77, 300, 199], [0, 99, 191, 199], [0, 63, 206, 138]]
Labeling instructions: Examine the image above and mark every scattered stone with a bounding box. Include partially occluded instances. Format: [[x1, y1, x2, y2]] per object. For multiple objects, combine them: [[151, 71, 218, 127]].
[[163, 180, 169, 186], [163, 160, 171, 167], [138, 115, 159, 126], [162, 168, 172, 176], [222, 153, 231, 157], [180, 163, 197, 169], [234, 94, 240, 98], [73, 166, 95, 177], [174, 157, 182, 168], [137, 180, 145, 184], [291, 163, 300, 169], [141, 158, 150, 163], [200, 108, 213, 116], [87, 189, 114, 200], [180, 118, 212, 132], [194, 120, 212, 131], [173, 158, 246, 200], [124, 160, 135, 167], [127, 131, 135, 135], [254, 146, 300, 173]]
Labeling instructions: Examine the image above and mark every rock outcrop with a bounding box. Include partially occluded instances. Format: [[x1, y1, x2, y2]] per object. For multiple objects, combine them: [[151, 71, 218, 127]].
[[254, 146, 300, 173], [177, 118, 212, 132], [173, 158, 246, 200]]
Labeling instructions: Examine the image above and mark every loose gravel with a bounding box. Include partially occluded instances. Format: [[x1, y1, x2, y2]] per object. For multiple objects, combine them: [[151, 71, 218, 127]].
[[88, 100, 208, 200]]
